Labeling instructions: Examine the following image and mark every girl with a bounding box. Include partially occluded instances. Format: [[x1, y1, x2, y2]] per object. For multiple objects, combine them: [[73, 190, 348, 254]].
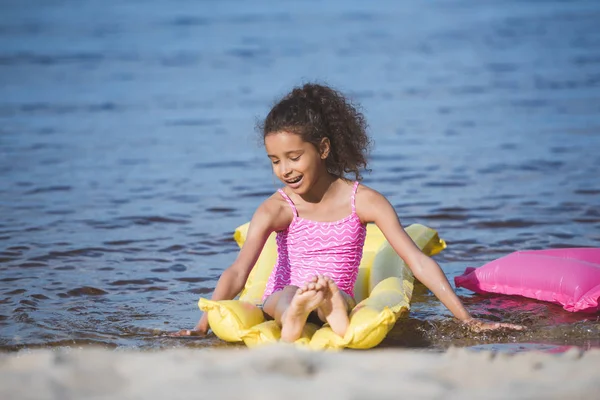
[[174, 83, 523, 341]]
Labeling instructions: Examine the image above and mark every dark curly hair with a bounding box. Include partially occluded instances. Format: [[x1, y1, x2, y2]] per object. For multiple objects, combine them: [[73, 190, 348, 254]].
[[259, 83, 371, 181]]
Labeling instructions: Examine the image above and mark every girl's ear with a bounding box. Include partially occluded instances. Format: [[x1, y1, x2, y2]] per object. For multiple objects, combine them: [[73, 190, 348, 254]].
[[319, 137, 331, 159]]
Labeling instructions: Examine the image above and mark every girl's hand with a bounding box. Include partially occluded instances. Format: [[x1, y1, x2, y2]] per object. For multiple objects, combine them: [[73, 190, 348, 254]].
[[463, 318, 526, 332], [169, 313, 209, 337], [170, 328, 207, 337]]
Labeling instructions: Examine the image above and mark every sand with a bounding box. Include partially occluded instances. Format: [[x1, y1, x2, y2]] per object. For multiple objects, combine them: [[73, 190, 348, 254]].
[[2, 345, 599, 400]]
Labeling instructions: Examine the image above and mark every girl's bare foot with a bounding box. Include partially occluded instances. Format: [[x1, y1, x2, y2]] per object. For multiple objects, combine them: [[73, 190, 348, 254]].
[[317, 276, 350, 337], [280, 278, 325, 342]]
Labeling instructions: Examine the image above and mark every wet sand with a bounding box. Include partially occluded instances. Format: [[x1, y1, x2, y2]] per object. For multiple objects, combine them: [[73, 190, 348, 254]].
[[2, 345, 599, 399]]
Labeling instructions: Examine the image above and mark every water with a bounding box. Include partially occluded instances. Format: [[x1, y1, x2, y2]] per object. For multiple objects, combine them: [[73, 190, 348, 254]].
[[1, 0, 599, 352]]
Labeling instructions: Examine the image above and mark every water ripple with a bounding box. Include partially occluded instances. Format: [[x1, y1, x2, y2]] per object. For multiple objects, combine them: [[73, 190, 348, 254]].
[[1, 0, 599, 352]]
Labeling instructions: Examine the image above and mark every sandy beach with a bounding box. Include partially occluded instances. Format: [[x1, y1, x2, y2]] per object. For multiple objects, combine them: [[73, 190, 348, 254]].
[[2, 345, 599, 400]]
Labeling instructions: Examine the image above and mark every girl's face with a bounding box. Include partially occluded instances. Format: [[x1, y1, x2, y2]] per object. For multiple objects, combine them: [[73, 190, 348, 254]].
[[264, 131, 330, 195]]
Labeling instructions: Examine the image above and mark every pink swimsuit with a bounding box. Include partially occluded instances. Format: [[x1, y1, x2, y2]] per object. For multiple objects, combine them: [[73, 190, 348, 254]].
[[262, 181, 367, 302]]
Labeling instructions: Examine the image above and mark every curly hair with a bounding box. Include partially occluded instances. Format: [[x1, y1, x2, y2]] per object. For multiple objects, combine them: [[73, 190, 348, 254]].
[[259, 83, 371, 181]]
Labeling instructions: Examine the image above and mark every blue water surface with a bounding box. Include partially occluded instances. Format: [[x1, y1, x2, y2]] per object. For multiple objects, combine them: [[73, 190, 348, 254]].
[[1, 0, 599, 351]]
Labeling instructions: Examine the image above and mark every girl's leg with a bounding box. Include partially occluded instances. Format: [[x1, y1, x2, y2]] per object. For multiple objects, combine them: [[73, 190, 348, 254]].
[[316, 276, 354, 337], [262, 278, 326, 342], [262, 285, 299, 323]]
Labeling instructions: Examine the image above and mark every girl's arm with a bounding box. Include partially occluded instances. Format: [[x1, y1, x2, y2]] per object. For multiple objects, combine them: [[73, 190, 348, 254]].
[[173, 197, 291, 336], [357, 188, 524, 332]]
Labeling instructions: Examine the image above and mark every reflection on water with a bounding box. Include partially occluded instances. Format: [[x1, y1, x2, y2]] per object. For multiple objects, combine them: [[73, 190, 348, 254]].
[[1, 0, 599, 352]]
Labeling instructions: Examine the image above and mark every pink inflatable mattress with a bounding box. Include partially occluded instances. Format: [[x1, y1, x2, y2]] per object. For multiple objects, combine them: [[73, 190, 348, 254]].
[[455, 248, 600, 313]]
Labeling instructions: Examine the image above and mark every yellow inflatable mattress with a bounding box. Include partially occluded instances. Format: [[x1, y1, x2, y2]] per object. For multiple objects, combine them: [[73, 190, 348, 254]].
[[199, 223, 446, 350]]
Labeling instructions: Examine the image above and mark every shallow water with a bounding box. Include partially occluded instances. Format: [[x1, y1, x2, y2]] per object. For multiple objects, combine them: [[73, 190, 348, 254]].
[[1, 0, 599, 352]]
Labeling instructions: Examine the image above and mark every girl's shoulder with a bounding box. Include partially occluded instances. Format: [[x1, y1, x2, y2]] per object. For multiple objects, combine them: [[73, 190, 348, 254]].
[[355, 183, 387, 204], [354, 183, 393, 224], [355, 182, 381, 199], [252, 190, 294, 232]]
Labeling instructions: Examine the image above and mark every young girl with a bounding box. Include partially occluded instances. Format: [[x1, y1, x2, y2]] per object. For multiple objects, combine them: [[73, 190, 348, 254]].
[[174, 83, 523, 341]]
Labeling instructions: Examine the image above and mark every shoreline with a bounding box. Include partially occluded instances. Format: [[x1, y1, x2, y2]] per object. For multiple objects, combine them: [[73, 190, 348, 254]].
[[2, 345, 599, 399]]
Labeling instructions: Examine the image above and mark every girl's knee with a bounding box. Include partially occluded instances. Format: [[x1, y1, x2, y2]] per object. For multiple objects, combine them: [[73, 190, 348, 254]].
[[282, 285, 299, 294], [263, 286, 299, 318]]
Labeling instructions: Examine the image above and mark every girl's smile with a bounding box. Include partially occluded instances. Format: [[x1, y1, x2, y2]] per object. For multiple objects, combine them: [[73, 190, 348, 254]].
[[284, 175, 303, 189]]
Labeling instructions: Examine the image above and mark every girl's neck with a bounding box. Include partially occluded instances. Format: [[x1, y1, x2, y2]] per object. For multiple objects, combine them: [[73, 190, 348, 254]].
[[299, 173, 342, 204]]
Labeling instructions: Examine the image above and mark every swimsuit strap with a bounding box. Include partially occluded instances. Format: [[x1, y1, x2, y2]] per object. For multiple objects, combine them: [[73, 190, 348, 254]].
[[277, 189, 298, 217], [351, 181, 359, 214]]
